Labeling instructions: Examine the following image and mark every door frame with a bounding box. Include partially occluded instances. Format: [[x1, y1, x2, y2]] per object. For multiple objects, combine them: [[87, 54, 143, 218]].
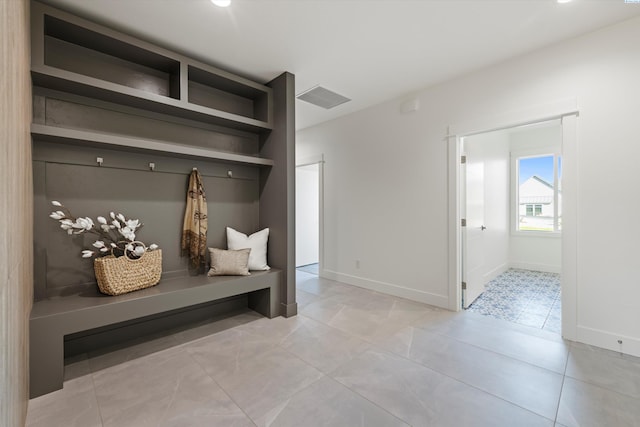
[[295, 154, 325, 276], [446, 99, 579, 340]]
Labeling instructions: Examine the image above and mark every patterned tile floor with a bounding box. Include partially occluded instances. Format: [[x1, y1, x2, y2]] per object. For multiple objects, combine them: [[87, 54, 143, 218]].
[[466, 269, 561, 333]]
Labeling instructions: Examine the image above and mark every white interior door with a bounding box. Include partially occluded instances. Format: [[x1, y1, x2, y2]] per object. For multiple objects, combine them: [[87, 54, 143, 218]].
[[462, 140, 487, 308], [295, 163, 320, 267]]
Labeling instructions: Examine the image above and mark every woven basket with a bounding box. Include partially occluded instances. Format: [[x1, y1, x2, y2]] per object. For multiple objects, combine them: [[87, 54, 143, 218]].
[[94, 244, 162, 296]]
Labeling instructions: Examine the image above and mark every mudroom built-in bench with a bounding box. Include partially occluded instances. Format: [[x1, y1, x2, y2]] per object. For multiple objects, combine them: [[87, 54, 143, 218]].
[[29, 1, 296, 398], [30, 270, 281, 397]]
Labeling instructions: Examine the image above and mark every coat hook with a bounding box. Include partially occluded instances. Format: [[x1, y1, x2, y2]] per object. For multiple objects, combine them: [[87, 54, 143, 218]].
[[149, 162, 155, 171], [227, 170, 233, 178], [193, 167, 198, 171], [96, 157, 103, 167]]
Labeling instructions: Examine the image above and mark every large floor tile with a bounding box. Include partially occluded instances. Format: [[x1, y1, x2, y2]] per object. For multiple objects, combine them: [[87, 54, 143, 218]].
[[557, 377, 640, 427], [566, 342, 640, 398], [377, 326, 563, 419], [302, 292, 433, 343], [295, 288, 321, 310], [186, 328, 324, 421], [92, 349, 252, 427], [233, 313, 310, 343], [280, 315, 371, 374], [296, 264, 319, 275], [420, 312, 569, 373], [184, 325, 277, 370], [331, 349, 553, 427], [26, 376, 102, 427], [295, 273, 362, 299], [257, 376, 407, 427]]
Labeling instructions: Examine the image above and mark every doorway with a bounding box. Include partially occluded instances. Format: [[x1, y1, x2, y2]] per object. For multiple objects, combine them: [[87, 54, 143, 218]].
[[461, 121, 563, 332], [295, 156, 324, 275], [447, 102, 579, 340]]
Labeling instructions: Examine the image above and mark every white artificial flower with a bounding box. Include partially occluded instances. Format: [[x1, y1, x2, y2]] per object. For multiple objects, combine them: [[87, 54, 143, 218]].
[[49, 202, 157, 261], [74, 217, 94, 231], [49, 211, 65, 220], [119, 226, 135, 241]]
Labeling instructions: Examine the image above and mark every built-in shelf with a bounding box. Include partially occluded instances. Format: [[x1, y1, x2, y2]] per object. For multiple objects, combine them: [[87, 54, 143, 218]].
[[31, 124, 274, 167], [32, 2, 273, 133], [29, 3, 296, 401], [31, 67, 273, 133]]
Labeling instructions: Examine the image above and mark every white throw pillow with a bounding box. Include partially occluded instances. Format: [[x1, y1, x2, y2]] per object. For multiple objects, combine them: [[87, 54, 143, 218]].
[[226, 227, 270, 271]]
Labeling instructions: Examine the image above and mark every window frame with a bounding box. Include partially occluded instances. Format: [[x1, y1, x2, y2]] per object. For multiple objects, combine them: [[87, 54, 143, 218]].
[[511, 147, 562, 237]]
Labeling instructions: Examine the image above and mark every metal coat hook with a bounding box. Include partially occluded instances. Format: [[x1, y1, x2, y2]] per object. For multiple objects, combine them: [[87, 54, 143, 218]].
[[227, 170, 233, 178], [149, 162, 155, 171], [96, 157, 103, 167]]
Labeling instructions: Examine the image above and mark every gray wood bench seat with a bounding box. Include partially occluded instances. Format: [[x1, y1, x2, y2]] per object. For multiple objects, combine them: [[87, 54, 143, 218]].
[[29, 269, 281, 398]]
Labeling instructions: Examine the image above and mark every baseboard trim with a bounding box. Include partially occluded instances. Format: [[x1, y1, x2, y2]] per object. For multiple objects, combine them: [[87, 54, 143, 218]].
[[575, 325, 640, 358], [509, 262, 561, 274], [321, 269, 448, 309], [483, 263, 509, 283], [281, 302, 298, 318]]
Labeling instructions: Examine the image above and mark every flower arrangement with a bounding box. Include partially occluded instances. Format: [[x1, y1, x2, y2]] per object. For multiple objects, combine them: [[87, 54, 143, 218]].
[[49, 200, 159, 259]]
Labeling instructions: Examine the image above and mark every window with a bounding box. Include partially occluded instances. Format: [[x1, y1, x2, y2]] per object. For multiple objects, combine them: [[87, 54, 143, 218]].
[[514, 153, 562, 233], [525, 204, 543, 216]]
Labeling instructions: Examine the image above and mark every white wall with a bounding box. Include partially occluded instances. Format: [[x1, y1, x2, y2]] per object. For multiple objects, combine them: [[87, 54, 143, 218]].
[[464, 130, 510, 283], [296, 164, 319, 267], [297, 16, 640, 356], [509, 124, 562, 273]]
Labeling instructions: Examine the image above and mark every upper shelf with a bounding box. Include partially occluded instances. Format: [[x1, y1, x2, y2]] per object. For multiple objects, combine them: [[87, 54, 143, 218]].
[[31, 2, 273, 133], [31, 124, 274, 167]]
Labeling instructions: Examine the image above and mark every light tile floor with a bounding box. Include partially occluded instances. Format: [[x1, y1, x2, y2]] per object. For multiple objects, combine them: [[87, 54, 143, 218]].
[[296, 263, 319, 275], [466, 268, 562, 333], [26, 270, 640, 427]]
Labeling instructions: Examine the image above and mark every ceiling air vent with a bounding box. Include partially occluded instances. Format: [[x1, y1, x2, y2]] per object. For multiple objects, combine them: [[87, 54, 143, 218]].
[[296, 86, 351, 109]]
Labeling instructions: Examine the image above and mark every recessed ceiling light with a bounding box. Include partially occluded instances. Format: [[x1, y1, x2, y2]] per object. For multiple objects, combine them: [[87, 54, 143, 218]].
[[557, 0, 572, 3], [211, 0, 231, 7]]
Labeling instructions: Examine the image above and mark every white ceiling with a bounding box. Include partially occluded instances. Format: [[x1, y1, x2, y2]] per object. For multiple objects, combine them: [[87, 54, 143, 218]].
[[42, 0, 640, 130]]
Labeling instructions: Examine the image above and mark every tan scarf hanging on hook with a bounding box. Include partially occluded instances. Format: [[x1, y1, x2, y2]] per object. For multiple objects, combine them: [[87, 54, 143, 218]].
[[181, 169, 208, 268]]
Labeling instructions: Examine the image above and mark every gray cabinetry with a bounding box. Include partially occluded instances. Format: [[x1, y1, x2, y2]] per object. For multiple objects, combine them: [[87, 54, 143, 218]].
[[29, 0, 296, 397]]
